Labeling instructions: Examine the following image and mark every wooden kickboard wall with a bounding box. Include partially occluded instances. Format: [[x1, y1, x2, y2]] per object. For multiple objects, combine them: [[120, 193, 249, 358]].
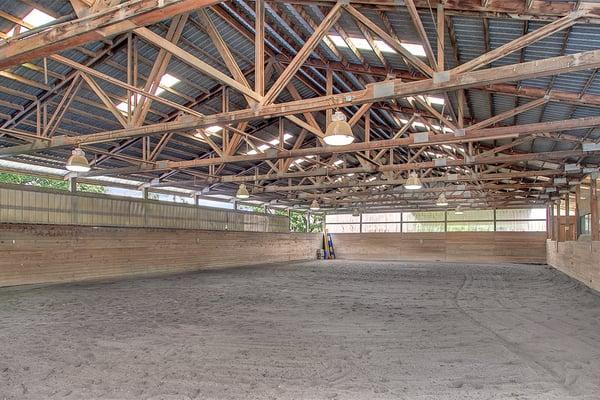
[[331, 232, 547, 264], [547, 240, 600, 291], [0, 223, 322, 287]]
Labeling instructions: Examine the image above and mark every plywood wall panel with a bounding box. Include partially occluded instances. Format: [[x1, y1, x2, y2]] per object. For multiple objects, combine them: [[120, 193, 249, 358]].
[[0, 224, 321, 287], [547, 240, 600, 291], [332, 232, 547, 264]]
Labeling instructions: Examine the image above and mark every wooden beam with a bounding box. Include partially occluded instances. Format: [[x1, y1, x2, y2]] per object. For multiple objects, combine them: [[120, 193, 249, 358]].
[[0, 0, 222, 71], [344, 4, 434, 77], [133, 14, 189, 126], [77, 128, 599, 175], [270, 0, 599, 21], [257, 169, 565, 193], [405, 0, 437, 68], [437, 3, 445, 71], [451, 11, 583, 74], [80, 73, 128, 128], [50, 54, 205, 118], [255, 0, 265, 96], [261, 1, 344, 105], [134, 26, 259, 101], [466, 96, 549, 131], [6, 48, 600, 157], [193, 48, 600, 129]]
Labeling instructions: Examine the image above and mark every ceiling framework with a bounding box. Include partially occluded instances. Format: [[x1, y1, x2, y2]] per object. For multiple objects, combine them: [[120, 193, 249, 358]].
[[0, 0, 599, 212]]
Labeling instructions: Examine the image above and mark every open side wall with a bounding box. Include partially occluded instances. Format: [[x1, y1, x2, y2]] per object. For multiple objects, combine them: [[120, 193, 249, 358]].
[[331, 232, 547, 264], [0, 224, 321, 287]]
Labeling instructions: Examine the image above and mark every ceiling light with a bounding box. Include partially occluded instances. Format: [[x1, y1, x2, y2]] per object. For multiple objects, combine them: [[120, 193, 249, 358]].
[[310, 199, 320, 210], [352, 208, 360, 217], [236, 184, 250, 199], [324, 111, 354, 146], [65, 148, 91, 172], [436, 193, 448, 206], [455, 205, 464, 215], [404, 172, 423, 190]]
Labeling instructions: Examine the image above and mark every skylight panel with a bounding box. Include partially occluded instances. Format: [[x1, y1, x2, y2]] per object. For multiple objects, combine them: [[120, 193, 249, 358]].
[[401, 43, 426, 57], [328, 35, 426, 58], [25, 9, 56, 26], [246, 134, 294, 155], [350, 38, 372, 51], [374, 40, 395, 53], [160, 74, 180, 88], [425, 96, 445, 105], [6, 9, 55, 37], [328, 35, 348, 48], [205, 126, 223, 134], [115, 74, 179, 114]]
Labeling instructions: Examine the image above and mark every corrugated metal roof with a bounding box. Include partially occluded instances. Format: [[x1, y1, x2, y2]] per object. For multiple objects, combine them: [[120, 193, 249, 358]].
[[0, 0, 598, 194]]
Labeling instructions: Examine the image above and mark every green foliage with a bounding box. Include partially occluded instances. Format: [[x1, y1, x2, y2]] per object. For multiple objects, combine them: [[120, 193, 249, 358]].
[[289, 211, 307, 232], [308, 213, 324, 233], [288, 210, 324, 233], [237, 204, 265, 213], [0, 172, 105, 193]]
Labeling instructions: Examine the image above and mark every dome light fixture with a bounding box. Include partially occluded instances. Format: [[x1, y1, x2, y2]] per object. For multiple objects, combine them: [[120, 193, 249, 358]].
[[436, 193, 448, 206], [455, 205, 464, 215], [65, 147, 91, 172], [404, 171, 423, 190], [236, 184, 250, 199], [324, 111, 354, 146], [309, 199, 320, 210]]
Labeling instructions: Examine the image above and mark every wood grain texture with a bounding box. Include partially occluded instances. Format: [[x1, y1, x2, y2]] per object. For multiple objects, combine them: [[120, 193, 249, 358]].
[[331, 232, 547, 264], [547, 239, 600, 291], [0, 223, 321, 287]]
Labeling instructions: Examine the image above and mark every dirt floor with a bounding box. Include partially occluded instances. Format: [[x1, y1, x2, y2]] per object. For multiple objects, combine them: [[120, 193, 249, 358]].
[[1, 260, 600, 399]]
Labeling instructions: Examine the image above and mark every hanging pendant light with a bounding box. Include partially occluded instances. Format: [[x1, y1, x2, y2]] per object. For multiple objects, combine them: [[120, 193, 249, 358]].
[[436, 193, 448, 206], [236, 184, 250, 199], [324, 111, 354, 146], [404, 171, 422, 190], [310, 199, 320, 210], [352, 208, 360, 217], [65, 148, 91, 172], [455, 205, 464, 215]]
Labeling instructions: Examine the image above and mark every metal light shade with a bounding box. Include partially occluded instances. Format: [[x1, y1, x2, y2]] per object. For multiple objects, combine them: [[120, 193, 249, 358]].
[[404, 172, 423, 190], [65, 148, 91, 172], [436, 193, 448, 206], [324, 111, 354, 146], [309, 199, 320, 210], [352, 208, 360, 217], [455, 205, 464, 215], [236, 184, 250, 199]]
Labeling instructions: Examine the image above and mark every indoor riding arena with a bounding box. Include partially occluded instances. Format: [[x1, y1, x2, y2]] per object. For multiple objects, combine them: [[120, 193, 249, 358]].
[[0, 0, 599, 399]]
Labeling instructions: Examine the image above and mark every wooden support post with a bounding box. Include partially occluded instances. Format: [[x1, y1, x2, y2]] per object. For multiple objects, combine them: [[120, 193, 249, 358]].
[[554, 201, 561, 242], [575, 185, 581, 238], [68, 177, 77, 193], [255, 0, 265, 96], [592, 176, 599, 241], [222, 86, 229, 151], [547, 204, 552, 240], [437, 4, 445, 71], [326, 68, 333, 128]]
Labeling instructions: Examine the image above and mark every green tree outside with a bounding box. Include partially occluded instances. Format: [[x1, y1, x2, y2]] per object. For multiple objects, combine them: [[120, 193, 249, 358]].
[[0, 172, 105, 193]]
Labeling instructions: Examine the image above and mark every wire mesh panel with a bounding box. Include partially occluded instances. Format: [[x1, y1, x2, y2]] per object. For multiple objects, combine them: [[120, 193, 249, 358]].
[[0, 185, 289, 233]]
